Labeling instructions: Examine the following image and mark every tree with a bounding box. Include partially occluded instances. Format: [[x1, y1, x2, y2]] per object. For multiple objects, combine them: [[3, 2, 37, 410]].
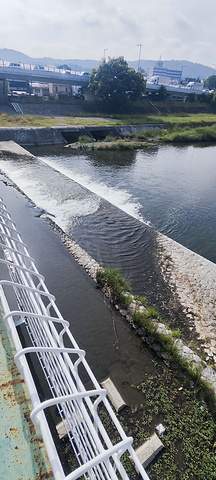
[[89, 56, 145, 109], [204, 75, 216, 90], [158, 85, 168, 101]]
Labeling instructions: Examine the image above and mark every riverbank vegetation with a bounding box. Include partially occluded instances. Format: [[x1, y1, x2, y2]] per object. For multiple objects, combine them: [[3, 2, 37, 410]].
[[94, 267, 216, 478], [0, 111, 215, 128], [0, 112, 119, 127], [1, 110, 216, 146], [161, 124, 216, 143], [96, 267, 132, 307], [96, 267, 215, 399]]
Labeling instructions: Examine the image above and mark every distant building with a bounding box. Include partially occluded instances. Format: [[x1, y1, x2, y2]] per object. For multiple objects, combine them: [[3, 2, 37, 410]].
[[31, 82, 71, 98], [31, 82, 50, 97], [148, 59, 182, 85]]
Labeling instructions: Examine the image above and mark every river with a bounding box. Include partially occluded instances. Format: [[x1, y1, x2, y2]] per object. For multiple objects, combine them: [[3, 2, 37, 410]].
[[28, 143, 216, 265], [0, 142, 215, 303]]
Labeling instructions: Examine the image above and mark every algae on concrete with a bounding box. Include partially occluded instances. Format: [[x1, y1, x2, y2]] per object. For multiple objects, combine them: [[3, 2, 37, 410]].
[[0, 307, 53, 480]]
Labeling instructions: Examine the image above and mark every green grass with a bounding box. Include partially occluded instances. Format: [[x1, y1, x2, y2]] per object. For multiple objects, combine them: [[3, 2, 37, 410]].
[[1, 111, 215, 129], [0, 112, 119, 127], [70, 139, 148, 150], [78, 134, 92, 143], [161, 124, 216, 143], [109, 113, 216, 126], [62, 266, 216, 478], [96, 267, 132, 308]]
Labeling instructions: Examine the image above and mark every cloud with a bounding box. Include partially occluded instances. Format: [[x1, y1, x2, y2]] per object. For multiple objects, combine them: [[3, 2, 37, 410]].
[[175, 11, 192, 31], [0, 0, 216, 66]]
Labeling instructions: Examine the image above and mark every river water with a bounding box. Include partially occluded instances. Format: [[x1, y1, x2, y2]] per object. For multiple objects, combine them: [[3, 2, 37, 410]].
[[27, 143, 216, 264], [0, 143, 215, 299]]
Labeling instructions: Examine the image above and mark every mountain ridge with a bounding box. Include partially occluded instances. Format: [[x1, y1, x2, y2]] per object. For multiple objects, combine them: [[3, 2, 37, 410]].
[[0, 48, 214, 79]]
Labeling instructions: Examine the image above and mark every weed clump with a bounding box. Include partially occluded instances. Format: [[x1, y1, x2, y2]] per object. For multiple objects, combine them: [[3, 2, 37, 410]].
[[103, 135, 116, 142], [96, 267, 131, 308], [78, 135, 91, 143]]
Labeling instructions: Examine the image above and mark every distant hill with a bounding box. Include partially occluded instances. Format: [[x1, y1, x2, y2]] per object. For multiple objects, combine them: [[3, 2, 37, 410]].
[[0, 48, 214, 79]]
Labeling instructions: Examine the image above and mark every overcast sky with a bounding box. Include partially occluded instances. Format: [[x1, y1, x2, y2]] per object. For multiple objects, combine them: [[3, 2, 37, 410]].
[[1, 0, 216, 66]]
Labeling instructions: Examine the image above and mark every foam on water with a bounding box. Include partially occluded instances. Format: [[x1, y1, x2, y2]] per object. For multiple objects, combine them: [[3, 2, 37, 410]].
[[40, 157, 150, 225], [0, 158, 100, 233]]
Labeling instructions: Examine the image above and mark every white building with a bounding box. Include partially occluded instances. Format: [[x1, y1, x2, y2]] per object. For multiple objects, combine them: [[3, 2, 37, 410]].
[[148, 60, 182, 85]]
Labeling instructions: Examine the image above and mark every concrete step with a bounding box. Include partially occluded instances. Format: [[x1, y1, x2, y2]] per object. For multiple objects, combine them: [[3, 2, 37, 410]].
[[101, 377, 126, 412], [135, 433, 164, 469]]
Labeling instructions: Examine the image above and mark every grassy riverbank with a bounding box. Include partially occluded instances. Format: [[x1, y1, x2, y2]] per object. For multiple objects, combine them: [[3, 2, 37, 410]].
[[0, 111, 216, 145], [0, 112, 119, 127], [0, 111, 215, 128]]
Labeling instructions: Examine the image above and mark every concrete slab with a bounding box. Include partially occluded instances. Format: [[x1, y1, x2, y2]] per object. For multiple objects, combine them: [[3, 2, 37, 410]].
[[135, 433, 164, 469], [101, 377, 126, 412], [56, 420, 67, 439], [0, 140, 34, 158]]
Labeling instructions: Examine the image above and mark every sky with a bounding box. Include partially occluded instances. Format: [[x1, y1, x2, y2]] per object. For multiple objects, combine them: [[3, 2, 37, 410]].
[[1, 0, 216, 66]]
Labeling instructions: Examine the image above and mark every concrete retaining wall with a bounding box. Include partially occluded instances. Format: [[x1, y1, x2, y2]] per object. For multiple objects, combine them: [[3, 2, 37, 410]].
[[0, 124, 162, 146]]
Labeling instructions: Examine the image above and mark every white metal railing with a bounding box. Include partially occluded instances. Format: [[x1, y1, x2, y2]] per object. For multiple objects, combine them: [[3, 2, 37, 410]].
[[0, 197, 150, 480]]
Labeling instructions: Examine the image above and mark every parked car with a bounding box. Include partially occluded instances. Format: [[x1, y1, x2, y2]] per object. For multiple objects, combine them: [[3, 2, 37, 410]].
[[34, 65, 45, 70], [9, 62, 21, 68]]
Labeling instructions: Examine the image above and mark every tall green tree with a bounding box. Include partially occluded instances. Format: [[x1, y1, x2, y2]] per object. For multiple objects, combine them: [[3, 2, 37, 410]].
[[89, 56, 145, 109], [204, 75, 216, 90]]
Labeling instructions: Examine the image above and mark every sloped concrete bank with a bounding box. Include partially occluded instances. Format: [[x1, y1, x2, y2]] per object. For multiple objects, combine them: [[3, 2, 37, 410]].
[[156, 232, 216, 361], [0, 124, 162, 146]]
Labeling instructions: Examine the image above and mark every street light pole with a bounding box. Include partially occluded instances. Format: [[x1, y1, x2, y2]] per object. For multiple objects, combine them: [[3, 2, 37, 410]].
[[104, 49, 108, 62], [137, 44, 142, 71]]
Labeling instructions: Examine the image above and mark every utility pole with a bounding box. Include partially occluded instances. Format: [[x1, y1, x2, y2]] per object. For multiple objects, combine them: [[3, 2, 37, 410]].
[[103, 49, 108, 62], [137, 43, 142, 71]]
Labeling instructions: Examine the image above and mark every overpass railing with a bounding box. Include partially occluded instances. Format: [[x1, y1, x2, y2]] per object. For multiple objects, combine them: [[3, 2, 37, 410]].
[[0, 197, 150, 480]]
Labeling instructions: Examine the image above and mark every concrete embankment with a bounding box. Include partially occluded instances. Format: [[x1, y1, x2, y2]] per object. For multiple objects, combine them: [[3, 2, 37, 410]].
[[156, 232, 216, 360], [0, 124, 162, 146]]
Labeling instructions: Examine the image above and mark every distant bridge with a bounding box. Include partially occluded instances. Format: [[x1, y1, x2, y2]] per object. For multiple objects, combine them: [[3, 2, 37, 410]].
[[0, 64, 89, 86], [145, 82, 208, 99]]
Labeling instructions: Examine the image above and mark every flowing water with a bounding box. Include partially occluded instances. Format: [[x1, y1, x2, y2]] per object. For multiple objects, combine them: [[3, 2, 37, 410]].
[[31, 143, 215, 264]]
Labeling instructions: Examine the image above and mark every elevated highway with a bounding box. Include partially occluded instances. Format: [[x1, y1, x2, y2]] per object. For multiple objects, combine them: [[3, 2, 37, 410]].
[[145, 81, 207, 99], [0, 64, 89, 86]]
